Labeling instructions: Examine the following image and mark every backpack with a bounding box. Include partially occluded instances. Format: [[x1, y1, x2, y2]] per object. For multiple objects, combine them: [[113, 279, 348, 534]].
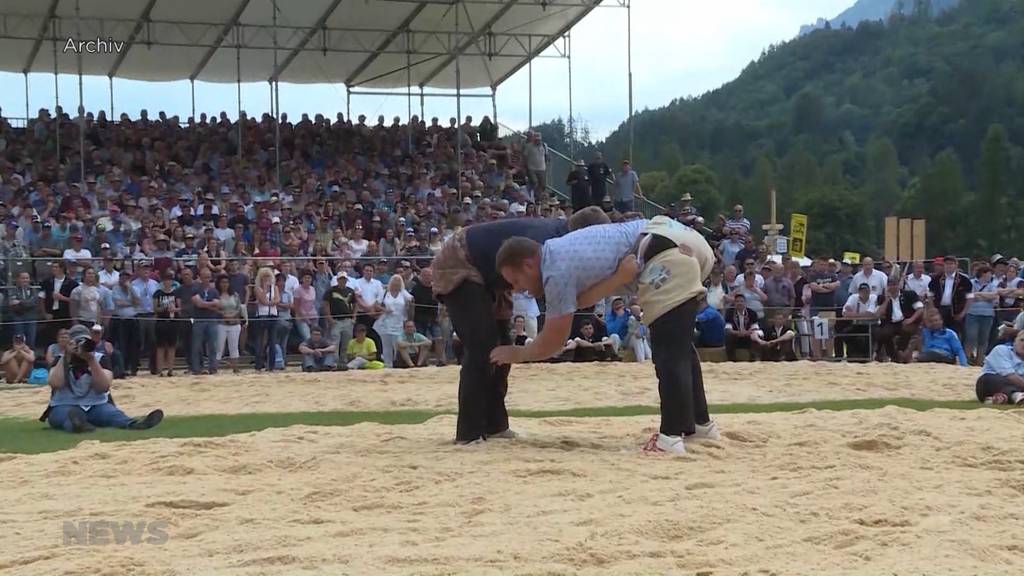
[[27, 367, 48, 385]]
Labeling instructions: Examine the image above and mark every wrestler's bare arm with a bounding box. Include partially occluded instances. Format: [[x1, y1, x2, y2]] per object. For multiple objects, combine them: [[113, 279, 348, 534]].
[[577, 255, 638, 309]]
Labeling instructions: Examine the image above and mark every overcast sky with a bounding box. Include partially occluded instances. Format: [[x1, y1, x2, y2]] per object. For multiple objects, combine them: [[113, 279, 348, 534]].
[[0, 0, 852, 141]]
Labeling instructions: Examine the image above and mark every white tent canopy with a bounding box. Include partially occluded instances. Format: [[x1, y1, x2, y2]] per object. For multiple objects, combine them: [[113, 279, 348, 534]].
[[0, 0, 602, 90]]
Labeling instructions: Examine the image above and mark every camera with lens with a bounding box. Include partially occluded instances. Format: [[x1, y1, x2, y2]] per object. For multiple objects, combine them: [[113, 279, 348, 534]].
[[73, 335, 96, 355]]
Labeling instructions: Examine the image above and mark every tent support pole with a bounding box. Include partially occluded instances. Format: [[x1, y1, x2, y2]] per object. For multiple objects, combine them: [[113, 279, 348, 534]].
[[76, 0, 85, 184], [627, 0, 634, 162], [567, 32, 574, 158], [236, 27, 242, 160], [52, 18, 60, 167], [455, 0, 463, 185]]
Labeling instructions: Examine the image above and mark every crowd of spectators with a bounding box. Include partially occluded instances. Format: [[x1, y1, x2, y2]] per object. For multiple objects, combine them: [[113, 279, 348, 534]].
[[0, 106, 647, 380], [2, 106, 1024, 384]]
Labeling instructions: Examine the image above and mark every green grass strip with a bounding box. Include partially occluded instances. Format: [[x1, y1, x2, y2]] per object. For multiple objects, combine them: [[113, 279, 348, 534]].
[[0, 398, 998, 455]]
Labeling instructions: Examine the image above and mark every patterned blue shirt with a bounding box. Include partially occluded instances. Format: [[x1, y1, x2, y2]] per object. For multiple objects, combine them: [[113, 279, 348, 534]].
[[540, 220, 646, 317]]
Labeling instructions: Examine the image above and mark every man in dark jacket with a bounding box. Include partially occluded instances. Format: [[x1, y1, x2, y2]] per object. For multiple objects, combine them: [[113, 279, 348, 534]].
[[874, 276, 925, 362], [567, 160, 591, 212], [930, 255, 971, 339], [587, 152, 613, 208], [432, 210, 609, 444]]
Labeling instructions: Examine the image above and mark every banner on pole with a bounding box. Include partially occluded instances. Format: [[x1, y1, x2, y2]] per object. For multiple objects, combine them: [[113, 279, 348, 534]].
[[789, 213, 807, 258]]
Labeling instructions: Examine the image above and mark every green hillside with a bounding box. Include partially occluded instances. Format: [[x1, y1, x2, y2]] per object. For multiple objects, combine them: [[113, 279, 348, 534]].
[[594, 0, 1024, 258]]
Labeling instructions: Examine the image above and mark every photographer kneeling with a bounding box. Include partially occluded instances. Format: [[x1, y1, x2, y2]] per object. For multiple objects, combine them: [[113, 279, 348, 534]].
[[41, 325, 164, 433]]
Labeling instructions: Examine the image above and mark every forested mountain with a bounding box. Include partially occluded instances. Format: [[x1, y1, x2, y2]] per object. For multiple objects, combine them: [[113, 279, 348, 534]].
[[799, 0, 959, 36], [585, 0, 1024, 258]]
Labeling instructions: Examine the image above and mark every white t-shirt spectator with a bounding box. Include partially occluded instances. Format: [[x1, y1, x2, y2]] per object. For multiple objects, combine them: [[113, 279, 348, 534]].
[[525, 142, 547, 171], [283, 273, 299, 296], [851, 270, 888, 296], [512, 292, 540, 320], [63, 247, 92, 263], [732, 273, 765, 289], [843, 293, 879, 315], [374, 290, 414, 336], [98, 268, 119, 290], [1002, 276, 1023, 307], [904, 273, 932, 300], [353, 277, 385, 311], [213, 227, 235, 244], [347, 238, 369, 259], [70, 284, 103, 324]]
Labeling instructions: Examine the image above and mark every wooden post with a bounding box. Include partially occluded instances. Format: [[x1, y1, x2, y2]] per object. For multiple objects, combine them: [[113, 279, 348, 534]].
[[761, 188, 784, 255], [898, 218, 913, 263], [884, 217, 899, 262], [912, 219, 926, 261]]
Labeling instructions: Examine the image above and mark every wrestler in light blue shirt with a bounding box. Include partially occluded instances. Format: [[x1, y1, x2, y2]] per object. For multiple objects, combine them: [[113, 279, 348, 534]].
[[982, 343, 1024, 377], [540, 220, 646, 317]]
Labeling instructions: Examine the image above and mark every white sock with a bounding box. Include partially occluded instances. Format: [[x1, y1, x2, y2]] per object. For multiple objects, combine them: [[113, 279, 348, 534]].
[[1012, 392, 1024, 405]]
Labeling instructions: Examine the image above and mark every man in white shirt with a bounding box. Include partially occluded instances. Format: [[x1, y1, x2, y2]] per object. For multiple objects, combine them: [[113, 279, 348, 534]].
[[840, 282, 880, 360], [98, 257, 120, 290], [62, 233, 93, 278], [850, 257, 888, 296], [904, 260, 932, 301], [733, 259, 765, 289], [352, 262, 386, 352], [279, 261, 300, 295]]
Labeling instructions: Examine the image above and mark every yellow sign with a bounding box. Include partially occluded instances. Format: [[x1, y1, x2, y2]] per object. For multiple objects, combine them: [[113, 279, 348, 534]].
[[789, 213, 807, 258], [842, 252, 861, 264]]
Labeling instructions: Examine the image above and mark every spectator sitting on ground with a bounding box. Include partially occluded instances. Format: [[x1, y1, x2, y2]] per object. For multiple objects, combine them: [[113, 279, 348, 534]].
[[725, 293, 758, 361], [299, 327, 338, 372], [625, 304, 652, 363], [916, 309, 968, 366], [996, 304, 1024, 343], [976, 331, 1024, 405], [395, 320, 432, 368], [512, 315, 534, 346], [2, 334, 36, 383], [89, 324, 125, 379], [696, 294, 726, 348], [43, 325, 163, 433], [563, 319, 619, 362], [46, 328, 70, 367], [603, 297, 630, 352], [751, 309, 797, 362], [874, 275, 926, 363], [346, 324, 385, 370]]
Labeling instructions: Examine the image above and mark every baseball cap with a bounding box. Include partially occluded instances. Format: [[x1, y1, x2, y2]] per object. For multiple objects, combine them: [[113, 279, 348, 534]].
[[68, 324, 90, 341], [462, 197, 472, 204], [353, 203, 363, 210], [91, 324, 103, 332], [271, 216, 281, 224], [429, 227, 439, 234], [100, 242, 111, 249], [858, 282, 870, 291]]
